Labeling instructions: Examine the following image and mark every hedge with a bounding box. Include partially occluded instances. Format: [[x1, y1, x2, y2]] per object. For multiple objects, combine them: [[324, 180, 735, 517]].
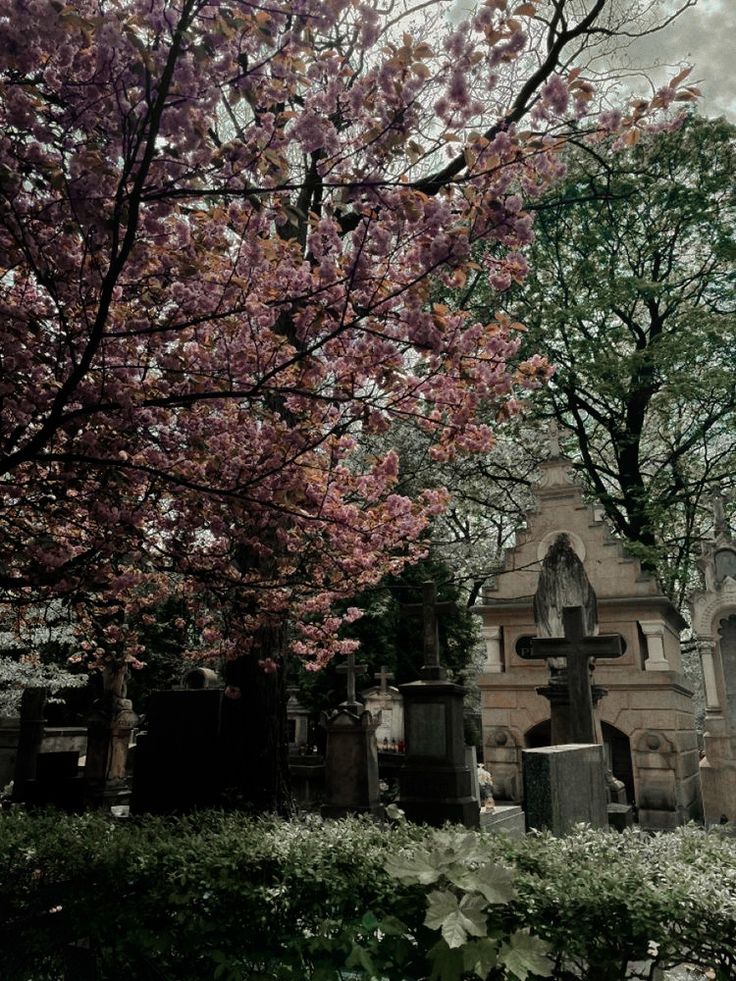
[[0, 809, 734, 980]]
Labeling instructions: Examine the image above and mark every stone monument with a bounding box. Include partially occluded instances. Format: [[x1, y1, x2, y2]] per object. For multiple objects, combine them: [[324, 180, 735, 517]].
[[321, 653, 382, 819], [397, 581, 478, 828], [523, 744, 608, 833], [475, 442, 701, 830], [362, 666, 404, 750], [691, 492, 736, 825]]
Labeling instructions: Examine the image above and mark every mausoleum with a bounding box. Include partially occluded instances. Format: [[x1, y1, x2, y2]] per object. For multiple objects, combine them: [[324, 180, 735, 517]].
[[475, 447, 702, 830]]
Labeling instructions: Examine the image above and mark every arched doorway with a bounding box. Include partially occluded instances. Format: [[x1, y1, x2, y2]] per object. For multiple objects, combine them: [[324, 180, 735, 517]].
[[524, 719, 635, 805]]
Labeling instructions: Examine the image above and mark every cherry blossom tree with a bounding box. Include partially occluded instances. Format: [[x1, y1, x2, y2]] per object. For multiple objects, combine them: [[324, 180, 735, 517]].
[[0, 0, 688, 807]]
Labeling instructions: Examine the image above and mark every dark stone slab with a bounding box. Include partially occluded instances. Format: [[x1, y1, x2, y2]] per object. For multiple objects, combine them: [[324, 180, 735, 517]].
[[607, 802, 635, 831], [131, 689, 229, 813], [322, 708, 381, 819], [522, 744, 607, 834], [397, 680, 479, 829]]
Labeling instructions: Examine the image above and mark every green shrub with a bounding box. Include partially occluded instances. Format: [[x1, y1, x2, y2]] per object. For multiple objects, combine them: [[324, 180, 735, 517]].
[[0, 811, 735, 980]]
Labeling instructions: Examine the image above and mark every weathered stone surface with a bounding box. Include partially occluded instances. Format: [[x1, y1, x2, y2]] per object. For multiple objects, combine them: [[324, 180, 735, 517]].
[[522, 744, 608, 834], [322, 707, 381, 819], [398, 679, 479, 828], [479, 803, 525, 837], [476, 453, 701, 828]]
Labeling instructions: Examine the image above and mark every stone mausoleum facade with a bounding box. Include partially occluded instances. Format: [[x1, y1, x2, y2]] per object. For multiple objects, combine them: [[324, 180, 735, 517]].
[[475, 450, 702, 831]]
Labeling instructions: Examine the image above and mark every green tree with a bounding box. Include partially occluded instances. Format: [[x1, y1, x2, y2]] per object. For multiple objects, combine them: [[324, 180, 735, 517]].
[[491, 114, 736, 600], [293, 554, 480, 726]]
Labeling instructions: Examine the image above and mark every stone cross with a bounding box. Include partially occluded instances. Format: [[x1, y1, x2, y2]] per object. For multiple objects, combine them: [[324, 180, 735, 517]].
[[527, 606, 624, 743], [336, 652, 366, 710], [548, 419, 562, 458], [374, 665, 394, 695], [402, 580, 453, 681], [711, 487, 730, 537]]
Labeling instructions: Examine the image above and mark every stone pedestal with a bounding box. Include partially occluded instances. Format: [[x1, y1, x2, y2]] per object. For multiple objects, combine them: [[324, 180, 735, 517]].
[[287, 687, 311, 753], [131, 689, 225, 814], [479, 803, 525, 837], [84, 695, 138, 809], [12, 687, 47, 802], [522, 744, 608, 834], [322, 706, 382, 819], [700, 733, 736, 825], [0, 717, 20, 790], [398, 679, 479, 828]]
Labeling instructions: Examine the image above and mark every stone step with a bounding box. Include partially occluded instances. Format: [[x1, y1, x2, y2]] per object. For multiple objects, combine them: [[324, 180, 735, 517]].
[[479, 804, 525, 837]]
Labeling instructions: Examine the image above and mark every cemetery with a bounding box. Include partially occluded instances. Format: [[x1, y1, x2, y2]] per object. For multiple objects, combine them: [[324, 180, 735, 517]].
[[1, 0, 735, 979]]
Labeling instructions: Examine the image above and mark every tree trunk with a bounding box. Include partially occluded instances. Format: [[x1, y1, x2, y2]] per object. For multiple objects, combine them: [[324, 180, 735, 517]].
[[223, 627, 293, 816]]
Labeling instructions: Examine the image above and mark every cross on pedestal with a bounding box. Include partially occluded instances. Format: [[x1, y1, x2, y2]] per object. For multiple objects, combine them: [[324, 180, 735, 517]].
[[374, 665, 394, 695], [401, 580, 453, 681], [528, 606, 624, 743], [336, 652, 367, 710]]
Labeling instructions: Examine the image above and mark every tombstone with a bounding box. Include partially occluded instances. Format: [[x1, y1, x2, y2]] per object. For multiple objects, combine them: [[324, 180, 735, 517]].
[[691, 495, 736, 824], [321, 653, 381, 819], [397, 582, 479, 828], [11, 688, 86, 810], [523, 744, 608, 833], [362, 666, 404, 749], [523, 537, 632, 826], [84, 688, 138, 810], [11, 687, 47, 801], [131, 687, 227, 813], [476, 447, 701, 830], [181, 667, 220, 690], [286, 687, 311, 753]]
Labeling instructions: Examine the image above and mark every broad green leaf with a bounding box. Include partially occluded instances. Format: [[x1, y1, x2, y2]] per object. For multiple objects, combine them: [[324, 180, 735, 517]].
[[346, 943, 376, 976], [458, 892, 488, 937], [385, 848, 441, 885], [446, 860, 516, 904], [471, 862, 517, 905], [377, 914, 410, 936], [428, 939, 465, 981], [462, 937, 499, 979], [425, 889, 459, 930], [441, 910, 471, 949], [499, 930, 554, 980]]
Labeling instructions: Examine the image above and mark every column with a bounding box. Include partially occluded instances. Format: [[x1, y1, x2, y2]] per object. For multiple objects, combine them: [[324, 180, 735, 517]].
[[700, 640, 721, 713], [639, 620, 670, 671], [481, 625, 503, 673]]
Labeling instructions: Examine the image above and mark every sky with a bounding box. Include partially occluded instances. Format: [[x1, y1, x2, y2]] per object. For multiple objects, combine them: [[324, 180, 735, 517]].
[[447, 0, 735, 122], [627, 0, 736, 121]]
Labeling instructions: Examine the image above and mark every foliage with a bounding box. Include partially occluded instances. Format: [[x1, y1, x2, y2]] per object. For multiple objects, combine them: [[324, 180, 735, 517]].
[[0, 0, 688, 681], [0, 656, 86, 718], [384, 829, 553, 981], [493, 113, 736, 600], [1, 812, 736, 980], [294, 554, 481, 722]]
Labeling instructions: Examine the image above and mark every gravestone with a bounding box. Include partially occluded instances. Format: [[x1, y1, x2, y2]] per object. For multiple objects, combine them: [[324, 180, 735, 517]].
[[523, 744, 608, 833], [397, 582, 478, 828], [524, 536, 632, 826], [286, 687, 311, 753], [11, 688, 86, 810], [363, 666, 404, 750], [322, 653, 381, 819], [131, 688, 228, 813], [529, 536, 625, 745]]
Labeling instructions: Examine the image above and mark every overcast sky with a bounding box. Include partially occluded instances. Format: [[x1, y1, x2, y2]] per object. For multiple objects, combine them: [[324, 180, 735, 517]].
[[627, 0, 736, 121], [447, 0, 735, 122]]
